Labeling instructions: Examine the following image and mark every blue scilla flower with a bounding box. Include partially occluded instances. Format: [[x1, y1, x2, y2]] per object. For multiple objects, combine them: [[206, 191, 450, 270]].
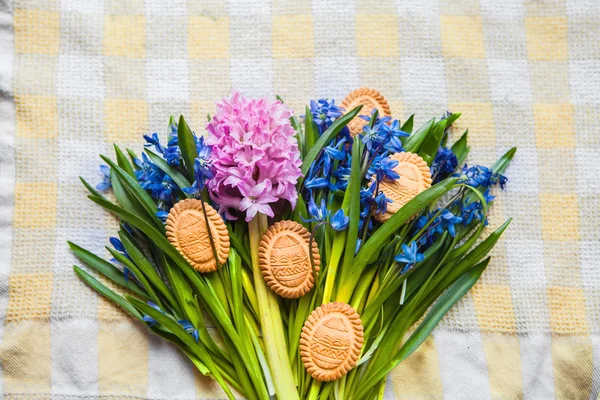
[[414, 211, 442, 246], [178, 320, 200, 342], [142, 301, 164, 327], [303, 197, 329, 223], [431, 147, 458, 183], [360, 124, 385, 151], [367, 154, 400, 182], [163, 145, 181, 166], [330, 209, 349, 231], [383, 120, 409, 153], [109, 237, 125, 253], [456, 164, 494, 188], [322, 140, 347, 176], [333, 165, 351, 191], [135, 153, 163, 191], [374, 191, 393, 215], [310, 99, 344, 132], [96, 165, 112, 191], [491, 173, 508, 189], [156, 210, 169, 223], [151, 175, 177, 204], [461, 199, 485, 225], [440, 209, 462, 237], [183, 155, 214, 198], [143, 133, 165, 154], [395, 241, 424, 273]]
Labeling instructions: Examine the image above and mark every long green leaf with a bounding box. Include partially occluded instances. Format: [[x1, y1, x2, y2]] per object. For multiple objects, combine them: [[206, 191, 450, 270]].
[[403, 118, 435, 153], [299, 105, 363, 185], [144, 149, 192, 192], [418, 120, 447, 165], [304, 106, 318, 156], [401, 115, 414, 134], [353, 258, 489, 400], [342, 139, 362, 273], [128, 297, 235, 400], [74, 266, 143, 319], [79, 177, 106, 200], [69, 242, 148, 298], [114, 144, 136, 177], [492, 147, 517, 175], [101, 155, 164, 231], [118, 231, 182, 315], [357, 178, 458, 267], [110, 169, 147, 219], [227, 226, 252, 267], [177, 115, 197, 182], [451, 130, 470, 165]]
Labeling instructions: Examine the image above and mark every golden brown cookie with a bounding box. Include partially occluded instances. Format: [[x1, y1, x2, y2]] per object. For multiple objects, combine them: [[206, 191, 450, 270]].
[[340, 88, 391, 136], [259, 220, 320, 299], [300, 302, 364, 381], [166, 199, 230, 273], [374, 152, 432, 222]]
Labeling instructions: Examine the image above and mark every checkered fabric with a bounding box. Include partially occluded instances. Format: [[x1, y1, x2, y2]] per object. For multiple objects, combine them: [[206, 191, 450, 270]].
[[0, 0, 599, 398]]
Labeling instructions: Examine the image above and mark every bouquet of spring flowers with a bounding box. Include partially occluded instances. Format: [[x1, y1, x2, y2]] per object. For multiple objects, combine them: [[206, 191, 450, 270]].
[[71, 88, 515, 400]]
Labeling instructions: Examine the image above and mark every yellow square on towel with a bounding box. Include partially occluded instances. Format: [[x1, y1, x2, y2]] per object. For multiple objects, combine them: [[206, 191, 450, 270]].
[[103, 15, 146, 58], [525, 17, 568, 61], [14, 9, 60, 55], [189, 16, 230, 59], [272, 15, 315, 58], [441, 16, 485, 59]]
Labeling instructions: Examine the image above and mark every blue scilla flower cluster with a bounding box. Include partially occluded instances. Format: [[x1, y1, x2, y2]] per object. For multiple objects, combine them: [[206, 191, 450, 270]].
[[97, 118, 214, 220], [309, 99, 344, 134], [455, 164, 507, 189]]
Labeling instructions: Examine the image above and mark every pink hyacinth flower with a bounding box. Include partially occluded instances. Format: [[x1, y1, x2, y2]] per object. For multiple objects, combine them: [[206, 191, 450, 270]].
[[206, 91, 303, 222]]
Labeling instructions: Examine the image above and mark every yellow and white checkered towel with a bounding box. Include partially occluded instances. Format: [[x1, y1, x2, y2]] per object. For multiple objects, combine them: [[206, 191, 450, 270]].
[[0, 0, 598, 398]]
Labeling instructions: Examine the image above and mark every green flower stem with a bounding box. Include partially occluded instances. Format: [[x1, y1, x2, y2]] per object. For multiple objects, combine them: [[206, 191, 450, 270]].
[[350, 267, 377, 313], [307, 380, 322, 400], [249, 214, 299, 400], [322, 230, 346, 304], [242, 268, 259, 316]]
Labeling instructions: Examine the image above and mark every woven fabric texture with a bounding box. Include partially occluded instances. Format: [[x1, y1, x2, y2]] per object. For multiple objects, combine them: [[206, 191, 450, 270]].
[[1, 0, 599, 398]]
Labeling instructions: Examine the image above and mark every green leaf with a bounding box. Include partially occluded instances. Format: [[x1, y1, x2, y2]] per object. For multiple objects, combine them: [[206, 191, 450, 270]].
[[227, 226, 252, 267], [342, 139, 363, 273], [353, 258, 489, 400], [299, 105, 363, 187], [107, 248, 163, 307], [304, 106, 318, 156], [114, 144, 136, 177], [451, 130, 470, 165], [491, 147, 517, 175], [101, 155, 164, 231], [110, 169, 147, 219], [128, 297, 235, 400], [79, 177, 106, 200], [177, 115, 198, 182], [357, 178, 458, 267], [127, 149, 141, 169], [403, 118, 435, 153], [418, 120, 447, 165], [401, 115, 414, 134], [144, 149, 192, 192], [118, 231, 182, 316], [443, 112, 461, 127], [74, 266, 143, 319], [68, 242, 148, 298]]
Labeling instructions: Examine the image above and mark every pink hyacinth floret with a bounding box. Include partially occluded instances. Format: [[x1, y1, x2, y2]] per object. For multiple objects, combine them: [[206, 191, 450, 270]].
[[205, 91, 303, 222]]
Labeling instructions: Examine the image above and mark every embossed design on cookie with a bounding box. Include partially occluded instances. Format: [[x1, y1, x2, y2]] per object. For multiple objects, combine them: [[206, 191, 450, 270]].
[[166, 199, 229, 273], [300, 302, 364, 382], [340, 88, 391, 136], [259, 220, 320, 299], [375, 152, 432, 222]]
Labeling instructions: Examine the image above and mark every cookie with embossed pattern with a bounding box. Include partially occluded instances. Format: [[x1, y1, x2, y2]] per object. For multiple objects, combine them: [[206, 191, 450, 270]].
[[259, 220, 320, 299], [166, 199, 229, 273], [300, 302, 364, 381], [374, 152, 432, 222], [340, 88, 391, 136]]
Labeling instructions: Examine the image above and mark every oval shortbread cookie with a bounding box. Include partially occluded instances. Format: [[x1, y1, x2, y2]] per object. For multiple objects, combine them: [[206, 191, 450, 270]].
[[300, 302, 364, 382], [374, 152, 432, 222], [340, 88, 391, 136], [166, 199, 229, 273], [259, 220, 320, 299]]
